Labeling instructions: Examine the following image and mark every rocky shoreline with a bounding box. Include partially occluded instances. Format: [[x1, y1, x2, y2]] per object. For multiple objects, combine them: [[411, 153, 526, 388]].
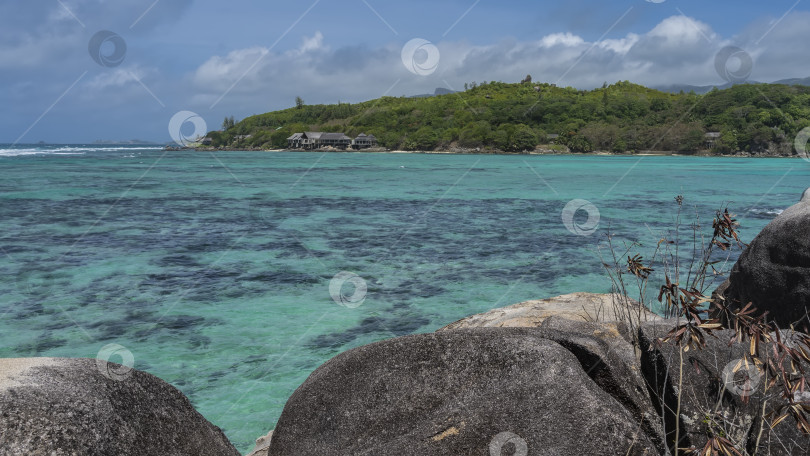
[[2, 194, 810, 455]]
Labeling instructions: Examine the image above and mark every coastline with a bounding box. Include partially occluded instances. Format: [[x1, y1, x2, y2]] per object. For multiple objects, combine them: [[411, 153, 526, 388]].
[[191, 145, 799, 158]]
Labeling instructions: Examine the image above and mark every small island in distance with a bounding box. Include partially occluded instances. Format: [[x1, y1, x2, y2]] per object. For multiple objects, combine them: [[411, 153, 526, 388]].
[[199, 77, 810, 157]]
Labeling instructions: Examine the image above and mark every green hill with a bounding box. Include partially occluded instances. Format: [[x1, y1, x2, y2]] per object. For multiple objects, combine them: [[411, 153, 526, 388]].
[[206, 80, 810, 155]]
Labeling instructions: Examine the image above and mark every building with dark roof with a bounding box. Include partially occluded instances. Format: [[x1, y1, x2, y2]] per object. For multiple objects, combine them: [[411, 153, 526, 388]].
[[352, 133, 378, 149], [287, 133, 304, 148], [287, 132, 352, 150], [705, 132, 721, 148]]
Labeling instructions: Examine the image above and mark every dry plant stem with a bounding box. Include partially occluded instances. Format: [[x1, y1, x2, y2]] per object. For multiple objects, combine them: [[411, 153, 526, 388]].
[[601, 233, 641, 348], [753, 372, 768, 456], [675, 345, 684, 455], [608, 203, 810, 455], [674, 204, 682, 317]]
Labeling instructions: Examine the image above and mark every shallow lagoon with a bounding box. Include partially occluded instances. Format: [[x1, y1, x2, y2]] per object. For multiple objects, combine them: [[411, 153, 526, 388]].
[[1, 146, 806, 451]]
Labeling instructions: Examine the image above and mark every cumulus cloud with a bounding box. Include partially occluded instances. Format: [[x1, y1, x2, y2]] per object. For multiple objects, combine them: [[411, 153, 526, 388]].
[[299, 31, 326, 54], [539, 32, 585, 48], [193, 47, 271, 89], [0, 0, 194, 70], [6, 5, 810, 142], [190, 14, 759, 112], [85, 65, 155, 91], [732, 11, 810, 82], [597, 34, 639, 54]]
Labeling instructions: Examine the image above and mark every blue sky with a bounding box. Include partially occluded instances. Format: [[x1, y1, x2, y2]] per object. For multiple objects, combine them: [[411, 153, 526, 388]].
[[2, 0, 809, 143]]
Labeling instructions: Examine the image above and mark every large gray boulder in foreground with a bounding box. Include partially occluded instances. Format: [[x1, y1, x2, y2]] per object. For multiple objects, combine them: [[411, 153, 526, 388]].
[[716, 193, 810, 329], [269, 328, 662, 456], [0, 358, 239, 456], [269, 293, 810, 455]]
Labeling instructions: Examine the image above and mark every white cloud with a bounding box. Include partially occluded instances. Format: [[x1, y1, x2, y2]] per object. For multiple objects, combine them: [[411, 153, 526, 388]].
[[0, 34, 77, 69], [0, 0, 194, 70], [85, 66, 154, 91], [299, 31, 325, 54], [539, 32, 585, 48], [185, 13, 810, 116], [733, 11, 810, 82], [597, 34, 639, 54], [647, 15, 715, 45], [193, 47, 271, 90]]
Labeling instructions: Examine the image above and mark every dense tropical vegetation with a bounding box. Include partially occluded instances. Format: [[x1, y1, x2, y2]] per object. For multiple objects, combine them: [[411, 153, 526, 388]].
[[206, 79, 810, 154]]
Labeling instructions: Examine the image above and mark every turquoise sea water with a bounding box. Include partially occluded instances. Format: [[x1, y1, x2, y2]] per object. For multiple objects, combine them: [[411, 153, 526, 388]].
[[1, 144, 807, 452]]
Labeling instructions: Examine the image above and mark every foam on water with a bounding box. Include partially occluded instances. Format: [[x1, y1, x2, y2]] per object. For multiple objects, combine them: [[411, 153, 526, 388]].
[[748, 207, 785, 217], [0, 144, 162, 156]]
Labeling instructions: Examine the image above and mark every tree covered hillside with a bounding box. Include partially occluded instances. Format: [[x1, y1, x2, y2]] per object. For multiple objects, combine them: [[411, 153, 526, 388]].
[[206, 80, 810, 154]]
